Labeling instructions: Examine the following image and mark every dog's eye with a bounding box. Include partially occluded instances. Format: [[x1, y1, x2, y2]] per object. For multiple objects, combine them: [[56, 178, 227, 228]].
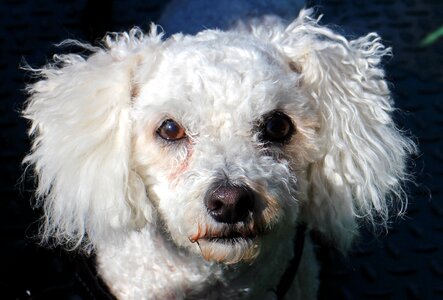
[[260, 112, 295, 144], [157, 119, 186, 141]]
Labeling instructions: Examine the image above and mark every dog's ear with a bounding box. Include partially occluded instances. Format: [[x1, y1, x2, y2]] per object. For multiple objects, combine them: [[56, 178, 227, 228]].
[[265, 10, 415, 251], [23, 27, 163, 250]]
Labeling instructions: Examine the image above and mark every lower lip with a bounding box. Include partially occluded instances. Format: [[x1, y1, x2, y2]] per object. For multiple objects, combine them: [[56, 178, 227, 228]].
[[205, 235, 255, 244]]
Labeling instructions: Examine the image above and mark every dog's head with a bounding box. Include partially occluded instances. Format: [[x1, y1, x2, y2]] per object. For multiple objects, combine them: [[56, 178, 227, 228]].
[[24, 10, 414, 263]]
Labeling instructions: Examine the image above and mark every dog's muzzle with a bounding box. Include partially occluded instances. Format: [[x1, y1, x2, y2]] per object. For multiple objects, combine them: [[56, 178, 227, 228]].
[[188, 182, 264, 248], [189, 182, 276, 263]]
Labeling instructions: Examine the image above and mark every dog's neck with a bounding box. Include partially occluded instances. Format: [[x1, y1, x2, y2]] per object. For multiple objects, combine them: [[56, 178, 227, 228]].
[[95, 222, 304, 299]]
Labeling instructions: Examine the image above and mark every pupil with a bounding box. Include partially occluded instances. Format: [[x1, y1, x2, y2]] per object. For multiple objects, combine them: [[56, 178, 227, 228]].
[[267, 118, 288, 137], [166, 121, 178, 135]]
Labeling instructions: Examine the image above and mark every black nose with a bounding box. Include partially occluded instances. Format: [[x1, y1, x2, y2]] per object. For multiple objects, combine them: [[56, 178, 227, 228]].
[[205, 185, 254, 224]]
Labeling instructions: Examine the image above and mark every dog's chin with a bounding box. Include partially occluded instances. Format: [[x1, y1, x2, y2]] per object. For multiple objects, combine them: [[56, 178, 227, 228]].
[[191, 231, 262, 264]]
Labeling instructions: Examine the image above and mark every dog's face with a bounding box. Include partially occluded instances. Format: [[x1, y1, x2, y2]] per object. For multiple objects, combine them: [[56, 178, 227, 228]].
[[24, 10, 413, 260], [132, 35, 319, 263]]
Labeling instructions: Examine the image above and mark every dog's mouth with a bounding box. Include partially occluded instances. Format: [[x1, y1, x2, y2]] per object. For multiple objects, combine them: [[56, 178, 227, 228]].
[[189, 224, 262, 245], [203, 231, 258, 244], [189, 226, 263, 263]]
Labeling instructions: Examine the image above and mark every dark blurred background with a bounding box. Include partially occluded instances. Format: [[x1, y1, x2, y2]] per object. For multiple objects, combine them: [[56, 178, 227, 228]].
[[1, 0, 442, 299]]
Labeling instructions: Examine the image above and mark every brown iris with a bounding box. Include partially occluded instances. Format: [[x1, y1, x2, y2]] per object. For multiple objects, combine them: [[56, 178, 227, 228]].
[[157, 119, 186, 141], [260, 112, 295, 144]]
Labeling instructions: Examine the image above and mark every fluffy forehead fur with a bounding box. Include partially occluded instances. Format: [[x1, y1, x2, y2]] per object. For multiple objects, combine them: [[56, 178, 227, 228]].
[[24, 9, 414, 294]]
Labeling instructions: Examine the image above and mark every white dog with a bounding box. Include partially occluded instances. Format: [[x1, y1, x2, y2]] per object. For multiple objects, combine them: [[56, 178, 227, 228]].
[[23, 9, 415, 300]]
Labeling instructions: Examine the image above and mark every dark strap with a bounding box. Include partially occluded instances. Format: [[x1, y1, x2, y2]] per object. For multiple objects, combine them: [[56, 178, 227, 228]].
[[275, 224, 307, 300], [75, 254, 117, 300]]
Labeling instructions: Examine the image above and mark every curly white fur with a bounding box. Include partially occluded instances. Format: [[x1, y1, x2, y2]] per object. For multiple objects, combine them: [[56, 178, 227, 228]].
[[23, 9, 415, 299]]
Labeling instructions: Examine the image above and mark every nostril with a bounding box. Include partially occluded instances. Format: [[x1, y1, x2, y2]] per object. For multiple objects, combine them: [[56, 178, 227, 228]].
[[205, 184, 254, 224], [206, 199, 223, 212]]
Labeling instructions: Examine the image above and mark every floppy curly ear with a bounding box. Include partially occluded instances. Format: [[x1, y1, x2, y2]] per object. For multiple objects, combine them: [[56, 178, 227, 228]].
[[23, 27, 163, 250], [275, 10, 416, 251]]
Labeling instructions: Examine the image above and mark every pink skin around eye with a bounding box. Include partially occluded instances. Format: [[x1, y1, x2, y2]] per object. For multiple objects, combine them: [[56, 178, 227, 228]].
[[168, 143, 194, 183]]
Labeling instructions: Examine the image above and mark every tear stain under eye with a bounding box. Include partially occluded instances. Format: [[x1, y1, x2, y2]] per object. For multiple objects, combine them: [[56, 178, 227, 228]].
[[168, 143, 194, 183]]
